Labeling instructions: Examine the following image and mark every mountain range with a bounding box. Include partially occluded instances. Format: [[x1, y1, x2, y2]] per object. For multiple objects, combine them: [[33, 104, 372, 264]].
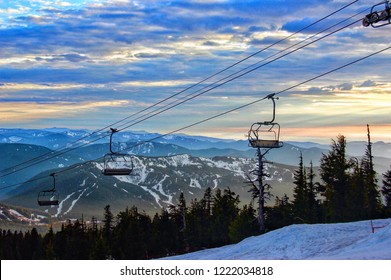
[[0, 128, 390, 224]]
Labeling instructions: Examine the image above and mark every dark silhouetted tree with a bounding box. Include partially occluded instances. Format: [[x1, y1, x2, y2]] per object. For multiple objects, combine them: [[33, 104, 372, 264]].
[[229, 204, 258, 243], [319, 135, 353, 222], [292, 153, 308, 222], [382, 168, 391, 213], [361, 125, 381, 218]]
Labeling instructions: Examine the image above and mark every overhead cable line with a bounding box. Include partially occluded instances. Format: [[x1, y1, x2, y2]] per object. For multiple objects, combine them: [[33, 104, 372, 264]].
[[3, 44, 390, 191], [0, 1, 360, 178], [113, 11, 366, 134]]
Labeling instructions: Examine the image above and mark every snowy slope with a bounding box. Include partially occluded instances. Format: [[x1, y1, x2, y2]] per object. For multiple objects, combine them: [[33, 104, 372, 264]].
[[164, 219, 391, 260]]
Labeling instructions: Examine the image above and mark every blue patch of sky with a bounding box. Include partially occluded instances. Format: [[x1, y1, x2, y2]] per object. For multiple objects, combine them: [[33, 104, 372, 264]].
[[0, 0, 104, 26]]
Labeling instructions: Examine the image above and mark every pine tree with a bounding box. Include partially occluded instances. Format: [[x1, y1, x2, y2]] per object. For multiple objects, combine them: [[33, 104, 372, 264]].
[[211, 188, 240, 246], [29, 228, 43, 259], [112, 206, 152, 259], [348, 159, 367, 220], [103, 204, 114, 257], [307, 161, 318, 223], [361, 124, 381, 218], [186, 198, 205, 250], [150, 209, 179, 257], [185, 187, 213, 250], [228, 204, 258, 243], [382, 168, 391, 211], [292, 153, 308, 222], [319, 135, 352, 222], [266, 194, 293, 229], [43, 225, 55, 259]]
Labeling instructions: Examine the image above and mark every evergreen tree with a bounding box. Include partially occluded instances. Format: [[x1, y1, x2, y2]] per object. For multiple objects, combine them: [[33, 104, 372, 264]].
[[211, 188, 240, 246], [186, 198, 206, 250], [28, 228, 43, 259], [361, 125, 381, 218], [319, 135, 353, 222], [103, 205, 114, 238], [228, 204, 258, 243], [382, 168, 391, 211], [185, 188, 213, 250], [292, 153, 308, 222], [177, 192, 187, 233], [166, 192, 187, 253], [348, 158, 367, 220], [266, 194, 293, 229], [43, 225, 55, 259], [307, 161, 319, 223], [53, 224, 67, 259], [203, 187, 212, 217], [112, 206, 152, 259], [150, 209, 179, 257]]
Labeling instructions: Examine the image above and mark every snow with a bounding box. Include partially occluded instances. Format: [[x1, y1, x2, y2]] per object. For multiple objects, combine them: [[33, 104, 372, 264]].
[[189, 178, 202, 189], [55, 192, 75, 217], [139, 185, 162, 207], [151, 175, 173, 205], [164, 219, 391, 260], [9, 136, 22, 142], [64, 188, 87, 215], [204, 157, 254, 179], [213, 179, 219, 189]]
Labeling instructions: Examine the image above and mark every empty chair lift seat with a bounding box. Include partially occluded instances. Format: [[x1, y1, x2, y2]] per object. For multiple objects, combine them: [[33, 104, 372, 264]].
[[249, 139, 282, 148], [37, 190, 59, 206], [103, 167, 132, 176]]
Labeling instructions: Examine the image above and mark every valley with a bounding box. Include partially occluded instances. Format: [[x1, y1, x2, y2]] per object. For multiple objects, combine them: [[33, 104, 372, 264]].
[[0, 128, 390, 227]]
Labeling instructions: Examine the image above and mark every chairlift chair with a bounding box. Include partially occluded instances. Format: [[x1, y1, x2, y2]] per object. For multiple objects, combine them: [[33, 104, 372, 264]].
[[102, 128, 134, 176], [103, 153, 134, 176], [248, 94, 283, 149], [248, 122, 283, 149], [37, 173, 59, 206], [362, 1, 391, 27]]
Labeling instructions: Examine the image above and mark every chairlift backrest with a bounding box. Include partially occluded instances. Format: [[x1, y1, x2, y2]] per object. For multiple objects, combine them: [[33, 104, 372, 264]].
[[103, 153, 134, 176]]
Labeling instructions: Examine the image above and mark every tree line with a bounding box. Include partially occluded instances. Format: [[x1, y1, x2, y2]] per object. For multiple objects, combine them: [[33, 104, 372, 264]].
[[0, 188, 259, 259], [1, 133, 391, 259]]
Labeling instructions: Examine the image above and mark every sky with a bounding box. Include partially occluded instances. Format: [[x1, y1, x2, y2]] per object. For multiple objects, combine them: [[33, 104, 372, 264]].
[[0, 0, 390, 144]]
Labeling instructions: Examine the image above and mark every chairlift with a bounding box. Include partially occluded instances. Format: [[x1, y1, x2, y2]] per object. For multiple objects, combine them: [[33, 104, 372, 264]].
[[248, 122, 283, 148], [362, 1, 391, 28], [248, 94, 283, 149], [37, 173, 59, 206], [102, 128, 133, 176]]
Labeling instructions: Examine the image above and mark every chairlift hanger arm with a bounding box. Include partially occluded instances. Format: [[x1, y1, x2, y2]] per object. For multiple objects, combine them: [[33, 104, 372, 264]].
[[109, 128, 119, 154], [266, 93, 278, 124]]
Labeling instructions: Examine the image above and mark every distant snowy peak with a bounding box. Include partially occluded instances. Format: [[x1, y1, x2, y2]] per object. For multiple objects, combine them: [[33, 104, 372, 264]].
[[5, 153, 296, 218]]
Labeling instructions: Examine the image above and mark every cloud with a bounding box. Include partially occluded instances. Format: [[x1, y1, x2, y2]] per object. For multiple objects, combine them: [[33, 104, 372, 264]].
[[0, 0, 390, 142], [0, 82, 85, 91], [337, 82, 353, 91], [0, 100, 131, 124], [35, 53, 90, 63], [359, 80, 377, 87]]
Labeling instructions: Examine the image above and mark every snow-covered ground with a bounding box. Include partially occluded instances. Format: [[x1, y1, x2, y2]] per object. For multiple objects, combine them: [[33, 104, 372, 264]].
[[164, 218, 391, 260]]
